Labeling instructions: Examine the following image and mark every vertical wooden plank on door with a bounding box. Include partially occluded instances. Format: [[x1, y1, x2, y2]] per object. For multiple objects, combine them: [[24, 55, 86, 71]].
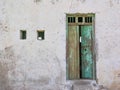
[[81, 25, 93, 79], [67, 25, 80, 79]]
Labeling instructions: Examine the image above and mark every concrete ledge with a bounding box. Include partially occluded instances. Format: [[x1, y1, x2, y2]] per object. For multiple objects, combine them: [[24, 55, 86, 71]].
[[66, 80, 100, 90]]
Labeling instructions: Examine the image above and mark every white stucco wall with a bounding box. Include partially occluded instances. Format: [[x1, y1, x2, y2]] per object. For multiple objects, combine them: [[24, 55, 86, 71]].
[[0, 0, 120, 90]]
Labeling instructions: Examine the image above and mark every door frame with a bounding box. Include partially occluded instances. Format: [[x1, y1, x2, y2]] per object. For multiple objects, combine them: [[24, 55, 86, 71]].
[[66, 13, 96, 80]]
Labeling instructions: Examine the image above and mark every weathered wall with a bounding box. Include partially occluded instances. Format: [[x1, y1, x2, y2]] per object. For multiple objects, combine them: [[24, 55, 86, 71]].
[[0, 0, 120, 90]]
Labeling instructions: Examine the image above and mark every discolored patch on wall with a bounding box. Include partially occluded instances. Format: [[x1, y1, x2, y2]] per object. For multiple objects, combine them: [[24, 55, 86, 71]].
[[109, 70, 120, 90], [28, 76, 50, 85], [34, 0, 41, 3], [50, 0, 59, 4], [0, 22, 8, 32], [77, 0, 86, 3], [55, 74, 63, 84], [0, 62, 12, 90], [0, 1, 9, 32], [0, 46, 17, 90], [110, 81, 120, 90], [109, 0, 120, 7], [109, 0, 113, 7]]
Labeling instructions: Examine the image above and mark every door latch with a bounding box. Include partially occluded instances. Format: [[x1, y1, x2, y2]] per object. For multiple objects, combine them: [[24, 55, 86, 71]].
[[80, 36, 81, 43]]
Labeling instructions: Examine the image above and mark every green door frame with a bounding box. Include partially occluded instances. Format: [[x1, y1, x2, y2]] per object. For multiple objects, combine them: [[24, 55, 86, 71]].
[[66, 13, 96, 80]]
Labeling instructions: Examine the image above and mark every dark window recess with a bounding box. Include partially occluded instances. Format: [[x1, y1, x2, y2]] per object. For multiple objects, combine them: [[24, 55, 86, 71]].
[[68, 17, 76, 23], [37, 31, 45, 40], [20, 30, 26, 39], [85, 17, 92, 23], [78, 17, 83, 23], [68, 17, 70, 23]]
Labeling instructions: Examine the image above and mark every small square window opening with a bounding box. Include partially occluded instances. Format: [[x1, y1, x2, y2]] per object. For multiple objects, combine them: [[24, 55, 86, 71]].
[[78, 17, 83, 23], [85, 17, 92, 23], [20, 30, 26, 40], [37, 30, 45, 40], [68, 17, 76, 23]]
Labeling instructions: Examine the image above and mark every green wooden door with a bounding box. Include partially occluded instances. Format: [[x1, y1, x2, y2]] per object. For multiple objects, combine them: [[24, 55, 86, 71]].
[[67, 25, 80, 79], [66, 14, 95, 80], [81, 25, 93, 79]]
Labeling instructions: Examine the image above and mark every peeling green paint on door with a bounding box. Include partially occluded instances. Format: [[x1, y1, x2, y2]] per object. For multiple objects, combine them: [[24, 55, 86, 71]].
[[81, 26, 93, 79]]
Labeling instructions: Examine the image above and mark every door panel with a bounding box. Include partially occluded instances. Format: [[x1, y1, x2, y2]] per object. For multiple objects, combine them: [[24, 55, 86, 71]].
[[67, 25, 80, 79], [81, 26, 93, 79]]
